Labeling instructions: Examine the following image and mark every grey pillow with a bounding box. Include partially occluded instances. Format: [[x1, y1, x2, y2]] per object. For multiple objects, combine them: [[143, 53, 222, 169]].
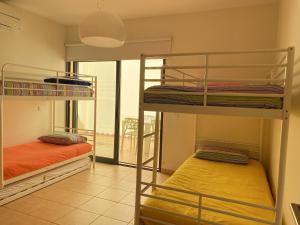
[[38, 133, 87, 145], [195, 145, 249, 164]]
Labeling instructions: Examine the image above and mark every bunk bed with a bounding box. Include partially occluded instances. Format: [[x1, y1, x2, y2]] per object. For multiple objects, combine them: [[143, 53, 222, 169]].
[[0, 63, 97, 205], [134, 47, 295, 225]]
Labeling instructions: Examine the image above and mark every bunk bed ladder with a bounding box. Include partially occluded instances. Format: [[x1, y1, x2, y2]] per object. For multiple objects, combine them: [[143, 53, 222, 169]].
[[135, 54, 146, 225]]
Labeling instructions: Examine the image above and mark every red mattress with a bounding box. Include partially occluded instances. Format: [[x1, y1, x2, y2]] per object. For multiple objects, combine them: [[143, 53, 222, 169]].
[[4, 141, 92, 180]]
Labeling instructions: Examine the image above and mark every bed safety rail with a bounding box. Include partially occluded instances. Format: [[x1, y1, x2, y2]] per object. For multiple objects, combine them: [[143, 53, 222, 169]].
[[1, 63, 97, 99], [140, 47, 294, 118], [140, 182, 275, 225]]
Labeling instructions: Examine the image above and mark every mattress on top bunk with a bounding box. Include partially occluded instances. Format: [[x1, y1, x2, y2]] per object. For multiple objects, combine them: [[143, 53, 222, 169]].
[[3, 141, 92, 180], [144, 84, 283, 109], [142, 157, 274, 225], [1, 80, 93, 97]]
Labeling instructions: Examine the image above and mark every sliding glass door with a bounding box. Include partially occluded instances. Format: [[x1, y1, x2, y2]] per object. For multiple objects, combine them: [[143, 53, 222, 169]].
[[72, 59, 163, 166], [77, 61, 120, 163], [119, 59, 163, 165]]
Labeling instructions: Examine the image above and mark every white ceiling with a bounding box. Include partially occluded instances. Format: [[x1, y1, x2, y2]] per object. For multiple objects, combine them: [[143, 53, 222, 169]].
[[6, 0, 277, 26]]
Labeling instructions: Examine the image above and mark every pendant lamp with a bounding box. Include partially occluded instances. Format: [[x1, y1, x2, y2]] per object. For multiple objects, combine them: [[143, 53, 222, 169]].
[[79, 0, 126, 48]]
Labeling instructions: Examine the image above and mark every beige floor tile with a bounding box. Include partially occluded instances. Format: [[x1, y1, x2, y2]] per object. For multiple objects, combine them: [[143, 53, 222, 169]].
[[54, 179, 107, 196], [23, 198, 74, 222], [97, 188, 130, 202], [0, 207, 54, 225], [124, 171, 169, 184], [115, 166, 136, 174], [120, 193, 136, 206], [93, 167, 130, 178], [32, 186, 92, 207], [122, 171, 151, 183], [55, 209, 99, 225], [72, 172, 118, 187], [103, 203, 135, 223], [111, 180, 136, 192], [90, 216, 127, 225], [94, 163, 119, 171], [5, 195, 74, 221], [1, 163, 170, 225], [5, 195, 42, 214], [65, 172, 100, 183], [96, 172, 129, 181], [157, 173, 170, 183], [79, 198, 116, 215]]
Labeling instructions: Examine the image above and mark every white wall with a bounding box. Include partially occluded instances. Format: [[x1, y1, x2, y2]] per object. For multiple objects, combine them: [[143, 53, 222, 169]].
[[66, 3, 279, 171], [0, 3, 65, 147], [267, 0, 300, 224]]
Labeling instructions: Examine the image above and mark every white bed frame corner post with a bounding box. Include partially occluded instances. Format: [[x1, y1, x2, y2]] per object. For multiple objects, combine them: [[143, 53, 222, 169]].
[[152, 111, 160, 189], [52, 100, 56, 133], [135, 54, 146, 225], [92, 76, 97, 169], [275, 46, 295, 225], [0, 65, 5, 189], [204, 55, 209, 106], [51, 71, 59, 133]]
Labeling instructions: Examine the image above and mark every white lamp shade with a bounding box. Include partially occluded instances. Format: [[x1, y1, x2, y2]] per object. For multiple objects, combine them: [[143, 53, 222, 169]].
[[79, 10, 126, 48]]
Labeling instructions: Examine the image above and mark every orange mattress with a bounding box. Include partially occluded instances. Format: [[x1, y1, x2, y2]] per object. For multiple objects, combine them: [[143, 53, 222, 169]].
[[4, 141, 92, 180]]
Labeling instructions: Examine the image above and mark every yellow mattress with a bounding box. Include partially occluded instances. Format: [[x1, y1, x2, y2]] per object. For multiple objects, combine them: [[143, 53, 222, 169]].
[[142, 156, 275, 225]]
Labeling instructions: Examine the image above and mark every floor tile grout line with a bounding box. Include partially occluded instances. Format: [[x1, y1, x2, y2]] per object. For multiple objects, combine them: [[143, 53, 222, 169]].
[[3, 202, 73, 225], [53, 207, 101, 225], [51, 182, 109, 197], [0, 162, 170, 225]]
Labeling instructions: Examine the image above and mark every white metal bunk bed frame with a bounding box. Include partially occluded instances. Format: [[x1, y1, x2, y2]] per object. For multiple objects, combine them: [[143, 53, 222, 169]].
[[135, 47, 295, 225], [0, 63, 97, 202]]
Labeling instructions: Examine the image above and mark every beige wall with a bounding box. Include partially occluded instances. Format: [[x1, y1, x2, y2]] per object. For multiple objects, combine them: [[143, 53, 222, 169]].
[[66, 3, 279, 170], [2, 2, 298, 223], [0, 3, 66, 147], [196, 115, 262, 145], [268, 0, 300, 224]]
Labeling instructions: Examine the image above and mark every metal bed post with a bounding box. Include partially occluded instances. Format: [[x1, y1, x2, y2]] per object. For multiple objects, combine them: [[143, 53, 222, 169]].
[[92, 76, 97, 169], [204, 55, 209, 106], [0, 66, 4, 189], [275, 47, 295, 225], [52, 100, 56, 133], [197, 194, 203, 225], [259, 119, 264, 161], [152, 112, 160, 190], [135, 54, 146, 225], [52, 71, 59, 134]]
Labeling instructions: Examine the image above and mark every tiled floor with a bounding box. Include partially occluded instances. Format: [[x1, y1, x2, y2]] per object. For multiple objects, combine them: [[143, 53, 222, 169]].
[[0, 162, 169, 225], [96, 134, 156, 165]]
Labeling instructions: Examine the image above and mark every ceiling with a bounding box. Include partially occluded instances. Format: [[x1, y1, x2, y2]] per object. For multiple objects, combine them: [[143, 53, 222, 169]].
[[6, 0, 277, 26]]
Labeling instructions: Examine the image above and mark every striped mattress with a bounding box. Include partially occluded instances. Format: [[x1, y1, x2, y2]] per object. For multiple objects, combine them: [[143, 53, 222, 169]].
[[144, 84, 284, 109], [1, 80, 93, 97]]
